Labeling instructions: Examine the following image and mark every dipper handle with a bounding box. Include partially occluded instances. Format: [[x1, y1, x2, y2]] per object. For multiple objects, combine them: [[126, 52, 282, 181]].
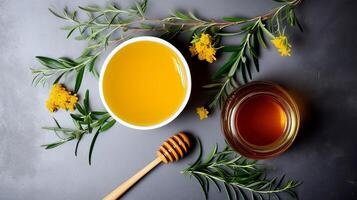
[[102, 157, 162, 200], [102, 132, 191, 200]]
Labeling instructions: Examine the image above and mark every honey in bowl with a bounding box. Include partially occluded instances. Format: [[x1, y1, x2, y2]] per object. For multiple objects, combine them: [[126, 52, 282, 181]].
[[222, 81, 299, 159], [100, 37, 191, 129]]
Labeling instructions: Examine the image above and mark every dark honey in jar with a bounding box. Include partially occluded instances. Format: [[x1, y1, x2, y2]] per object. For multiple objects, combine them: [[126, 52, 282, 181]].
[[221, 81, 300, 159]]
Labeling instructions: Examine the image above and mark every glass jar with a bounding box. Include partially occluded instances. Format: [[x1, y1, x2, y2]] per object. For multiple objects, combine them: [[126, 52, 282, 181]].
[[221, 81, 300, 159]]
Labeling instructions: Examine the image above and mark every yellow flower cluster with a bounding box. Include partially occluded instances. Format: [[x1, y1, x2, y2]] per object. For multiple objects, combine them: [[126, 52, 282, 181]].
[[196, 107, 209, 120], [46, 84, 78, 112], [271, 35, 292, 56], [189, 33, 217, 63]]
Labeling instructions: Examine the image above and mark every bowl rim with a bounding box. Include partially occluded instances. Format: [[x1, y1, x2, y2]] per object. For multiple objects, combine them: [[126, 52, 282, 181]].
[[99, 36, 192, 130]]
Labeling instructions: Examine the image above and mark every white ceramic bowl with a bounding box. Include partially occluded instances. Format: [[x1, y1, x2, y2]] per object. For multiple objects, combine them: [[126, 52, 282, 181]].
[[99, 36, 192, 130]]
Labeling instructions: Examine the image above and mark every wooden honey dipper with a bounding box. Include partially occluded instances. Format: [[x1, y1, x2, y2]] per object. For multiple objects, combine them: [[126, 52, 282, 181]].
[[103, 132, 191, 200]]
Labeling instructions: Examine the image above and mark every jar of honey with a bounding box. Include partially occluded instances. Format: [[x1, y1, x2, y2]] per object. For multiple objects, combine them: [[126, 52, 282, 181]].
[[221, 81, 300, 159]]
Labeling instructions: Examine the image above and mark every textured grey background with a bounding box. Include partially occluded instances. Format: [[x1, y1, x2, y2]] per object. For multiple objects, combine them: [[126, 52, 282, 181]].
[[1, 0, 357, 199]]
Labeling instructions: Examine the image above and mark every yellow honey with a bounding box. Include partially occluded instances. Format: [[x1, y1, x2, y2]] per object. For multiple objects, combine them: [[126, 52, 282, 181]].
[[102, 40, 188, 126]]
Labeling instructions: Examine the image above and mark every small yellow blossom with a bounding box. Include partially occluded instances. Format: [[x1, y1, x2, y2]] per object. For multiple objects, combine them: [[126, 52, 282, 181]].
[[189, 33, 217, 63], [271, 35, 292, 56], [46, 84, 78, 112], [196, 107, 209, 120]]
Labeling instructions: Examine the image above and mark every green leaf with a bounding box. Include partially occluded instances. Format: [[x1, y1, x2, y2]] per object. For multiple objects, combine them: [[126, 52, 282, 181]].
[[93, 115, 110, 127], [223, 183, 233, 200], [74, 133, 83, 156], [202, 83, 223, 89], [36, 56, 67, 69], [74, 66, 85, 93], [140, 23, 153, 29], [139, 0, 148, 12], [70, 114, 83, 121], [252, 55, 260, 72], [222, 45, 241, 52], [241, 23, 254, 31], [88, 57, 97, 72], [213, 52, 238, 80], [92, 111, 108, 116], [222, 17, 246, 22], [215, 31, 245, 37], [42, 141, 66, 149], [42, 137, 74, 149], [58, 57, 77, 65], [135, 2, 145, 17], [173, 11, 191, 20], [78, 6, 101, 12], [190, 138, 203, 169], [203, 143, 218, 164], [227, 59, 240, 77], [257, 28, 267, 48], [192, 174, 208, 199], [84, 90, 90, 111], [48, 8, 67, 20], [76, 103, 87, 115], [100, 119, 116, 132], [66, 27, 77, 39], [53, 72, 65, 84], [42, 127, 77, 132], [88, 128, 101, 165], [92, 68, 100, 79]]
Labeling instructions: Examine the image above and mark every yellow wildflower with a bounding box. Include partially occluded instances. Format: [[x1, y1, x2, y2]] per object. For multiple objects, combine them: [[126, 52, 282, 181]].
[[189, 45, 198, 56], [196, 107, 209, 120], [46, 84, 78, 112], [189, 33, 217, 63], [271, 35, 292, 56]]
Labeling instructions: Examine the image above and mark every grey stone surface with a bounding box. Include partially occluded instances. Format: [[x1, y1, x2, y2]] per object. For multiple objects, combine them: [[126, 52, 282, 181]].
[[0, 0, 356, 199]]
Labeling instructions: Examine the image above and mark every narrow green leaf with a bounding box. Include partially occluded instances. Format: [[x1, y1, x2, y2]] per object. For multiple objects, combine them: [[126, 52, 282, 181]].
[[42, 127, 77, 132], [191, 138, 203, 168], [213, 52, 238, 79], [215, 31, 245, 37], [88, 128, 101, 165], [192, 174, 208, 199], [202, 83, 223, 89], [173, 11, 191, 20], [58, 57, 77, 65], [70, 114, 83, 121], [53, 72, 65, 84], [140, 23, 153, 29], [78, 6, 101, 12], [92, 111, 108, 116], [222, 45, 241, 52], [36, 56, 67, 69], [74, 66, 85, 93], [241, 23, 254, 31], [203, 143, 218, 164], [76, 103, 87, 115], [100, 119, 116, 132], [228, 59, 240, 77], [223, 183, 233, 200], [74, 134, 83, 156], [84, 90, 89, 111], [222, 17, 246, 22], [48, 8, 67, 20], [257, 28, 267, 48], [42, 141, 66, 149], [135, 2, 145, 17], [66, 27, 77, 39]]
